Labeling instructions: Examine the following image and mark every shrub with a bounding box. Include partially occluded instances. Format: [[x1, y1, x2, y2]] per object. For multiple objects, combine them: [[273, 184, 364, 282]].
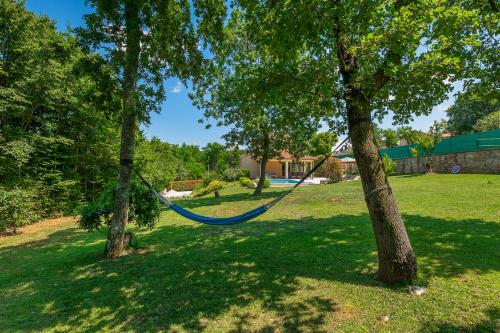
[[192, 180, 226, 198], [383, 154, 397, 175], [0, 186, 39, 234], [79, 180, 160, 231], [193, 183, 204, 191], [263, 179, 270, 188], [239, 177, 256, 189], [324, 158, 343, 183], [170, 179, 203, 191], [221, 168, 250, 182]]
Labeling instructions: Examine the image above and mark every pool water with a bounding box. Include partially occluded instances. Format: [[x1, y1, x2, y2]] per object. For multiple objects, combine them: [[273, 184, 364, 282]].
[[269, 179, 299, 184]]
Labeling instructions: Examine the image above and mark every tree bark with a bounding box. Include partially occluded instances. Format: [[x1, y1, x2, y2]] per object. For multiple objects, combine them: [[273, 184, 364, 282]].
[[254, 131, 270, 196], [346, 90, 417, 283], [104, 0, 141, 259]]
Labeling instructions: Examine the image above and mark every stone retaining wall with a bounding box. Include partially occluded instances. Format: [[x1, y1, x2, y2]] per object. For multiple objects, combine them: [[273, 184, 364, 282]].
[[394, 149, 500, 174]]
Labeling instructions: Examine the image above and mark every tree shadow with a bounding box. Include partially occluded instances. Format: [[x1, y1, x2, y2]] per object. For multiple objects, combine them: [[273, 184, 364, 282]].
[[404, 214, 500, 279], [1, 212, 499, 332], [419, 307, 499, 332]]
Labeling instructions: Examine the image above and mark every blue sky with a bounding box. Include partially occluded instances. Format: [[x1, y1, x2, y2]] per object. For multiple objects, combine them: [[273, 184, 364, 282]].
[[26, 0, 457, 146]]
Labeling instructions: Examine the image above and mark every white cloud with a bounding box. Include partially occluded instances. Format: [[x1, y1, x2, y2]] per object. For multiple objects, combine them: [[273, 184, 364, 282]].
[[170, 81, 183, 94]]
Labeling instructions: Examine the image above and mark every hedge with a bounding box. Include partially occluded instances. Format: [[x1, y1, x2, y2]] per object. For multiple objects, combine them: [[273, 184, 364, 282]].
[[170, 179, 203, 191]]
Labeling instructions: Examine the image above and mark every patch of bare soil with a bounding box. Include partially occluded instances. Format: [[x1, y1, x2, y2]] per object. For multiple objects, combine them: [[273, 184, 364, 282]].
[[0, 216, 78, 239]]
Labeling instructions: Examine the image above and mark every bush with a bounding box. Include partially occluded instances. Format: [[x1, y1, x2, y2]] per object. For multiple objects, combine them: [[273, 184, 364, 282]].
[[78, 180, 160, 231], [239, 177, 256, 189], [383, 154, 397, 175], [0, 186, 39, 234], [324, 158, 343, 183], [193, 183, 204, 191], [192, 180, 226, 198], [221, 168, 250, 182], [263, 179, 270, 188]]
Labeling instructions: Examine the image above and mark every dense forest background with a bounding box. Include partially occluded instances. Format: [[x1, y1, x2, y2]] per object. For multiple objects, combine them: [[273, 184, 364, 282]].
[[0, 2, 239, 229]]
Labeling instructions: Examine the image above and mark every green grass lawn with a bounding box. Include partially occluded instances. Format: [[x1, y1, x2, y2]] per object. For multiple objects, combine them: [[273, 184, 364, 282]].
[[1, 174, 499, 332]]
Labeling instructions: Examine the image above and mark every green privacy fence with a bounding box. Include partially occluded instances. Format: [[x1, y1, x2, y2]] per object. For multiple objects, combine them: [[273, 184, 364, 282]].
[[336, 129, 500, 160]]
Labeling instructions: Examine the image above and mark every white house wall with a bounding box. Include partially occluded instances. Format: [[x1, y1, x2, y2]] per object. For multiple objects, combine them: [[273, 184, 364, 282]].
[[240, 155, 260, 178]]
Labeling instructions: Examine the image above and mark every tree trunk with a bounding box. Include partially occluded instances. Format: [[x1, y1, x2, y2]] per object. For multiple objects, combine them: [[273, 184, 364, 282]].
[[104, 0, 141, 259], [209, 158, 218, 173], [254, 132, 270, 196], [347, 90, 417, 283]]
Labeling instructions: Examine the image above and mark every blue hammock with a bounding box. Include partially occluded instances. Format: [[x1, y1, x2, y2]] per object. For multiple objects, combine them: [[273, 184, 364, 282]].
[[132, 137, 348, 226], [169, 203, 269, 225]]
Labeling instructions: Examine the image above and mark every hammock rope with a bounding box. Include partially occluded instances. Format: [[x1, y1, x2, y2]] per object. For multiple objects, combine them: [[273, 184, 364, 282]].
[[131, 137, 349, 225]]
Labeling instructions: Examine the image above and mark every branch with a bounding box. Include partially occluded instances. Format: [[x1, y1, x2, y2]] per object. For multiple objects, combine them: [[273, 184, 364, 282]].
[[368, 50, 401, 98], [333, 19, 356, 91], [367, 0, 415, 97], [488, 0, 498, 12]]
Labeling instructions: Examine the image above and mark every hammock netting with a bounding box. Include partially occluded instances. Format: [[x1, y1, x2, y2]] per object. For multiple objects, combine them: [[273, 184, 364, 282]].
[[169, 203, 269, 225]]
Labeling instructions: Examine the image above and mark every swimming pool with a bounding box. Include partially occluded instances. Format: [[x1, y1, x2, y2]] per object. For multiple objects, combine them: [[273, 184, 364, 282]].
[[269, 179, 299, 184]]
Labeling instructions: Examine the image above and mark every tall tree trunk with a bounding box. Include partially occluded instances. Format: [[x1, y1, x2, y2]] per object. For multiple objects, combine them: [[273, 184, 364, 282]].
[[346, 90, 417, 283], [209, 158, 218, 172], [254, 132, 270, 196], [104, 0, 141, 259]]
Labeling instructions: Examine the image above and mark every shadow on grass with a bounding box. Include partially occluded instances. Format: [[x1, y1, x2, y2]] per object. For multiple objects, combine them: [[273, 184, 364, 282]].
[[420, 306, 500, 332], [0, 212, 499, 332]]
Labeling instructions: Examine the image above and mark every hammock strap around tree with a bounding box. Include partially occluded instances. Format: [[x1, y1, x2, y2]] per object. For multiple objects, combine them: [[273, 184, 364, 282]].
[[128, 136, 349, 225]]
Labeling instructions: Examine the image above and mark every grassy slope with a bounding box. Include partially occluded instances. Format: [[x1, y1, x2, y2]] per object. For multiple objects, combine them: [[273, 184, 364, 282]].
[[0, 174, 499, 332]]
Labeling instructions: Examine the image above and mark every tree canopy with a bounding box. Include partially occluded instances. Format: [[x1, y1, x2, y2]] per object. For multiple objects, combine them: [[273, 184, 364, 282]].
[[445, 94, 499, 134], [309, 132, 338, 156], [383, 129, 399, 148], [473, 110, 500, 132]]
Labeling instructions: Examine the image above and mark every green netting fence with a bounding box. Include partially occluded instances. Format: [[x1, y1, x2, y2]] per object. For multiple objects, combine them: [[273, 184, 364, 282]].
[[336, 129, 500, 160]]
